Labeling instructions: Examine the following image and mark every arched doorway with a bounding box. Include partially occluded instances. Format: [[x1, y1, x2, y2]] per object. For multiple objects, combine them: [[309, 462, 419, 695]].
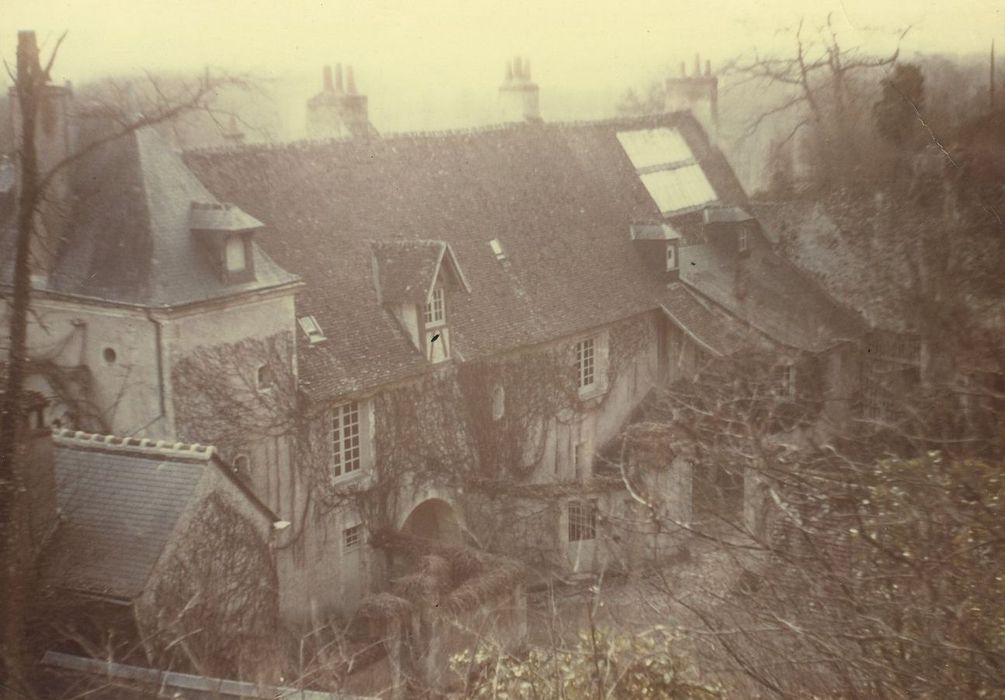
[[401, 498, 461, 544]]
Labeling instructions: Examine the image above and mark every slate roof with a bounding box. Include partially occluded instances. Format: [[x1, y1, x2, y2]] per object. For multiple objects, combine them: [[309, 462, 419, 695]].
[[41, 430, 275, 601], [0, 117, 299, 307], [185, 112, 754, 401]]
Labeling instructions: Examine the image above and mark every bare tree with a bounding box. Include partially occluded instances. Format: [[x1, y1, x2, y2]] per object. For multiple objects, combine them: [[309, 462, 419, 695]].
[[0, 30, 252, 695]]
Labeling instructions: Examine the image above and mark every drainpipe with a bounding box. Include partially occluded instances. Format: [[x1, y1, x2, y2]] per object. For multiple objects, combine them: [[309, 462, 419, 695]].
[[145, 309, 167, 427]]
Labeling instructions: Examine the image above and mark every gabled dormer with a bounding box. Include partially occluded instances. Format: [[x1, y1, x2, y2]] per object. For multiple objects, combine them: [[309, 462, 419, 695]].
[[702, 206, 756, 258], [630, 221, 682, 281], [370, 240, 471, 364], [189, 201, 264, 285]]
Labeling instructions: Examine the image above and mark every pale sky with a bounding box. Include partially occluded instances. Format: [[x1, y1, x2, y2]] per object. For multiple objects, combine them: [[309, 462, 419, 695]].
[[1, 0, 1000, 131]]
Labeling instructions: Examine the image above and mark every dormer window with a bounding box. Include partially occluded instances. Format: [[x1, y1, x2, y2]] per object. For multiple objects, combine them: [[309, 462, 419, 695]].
[[424, 287, 446, 327], [189, 201, 263, 285], [225, 234, 247, 272]]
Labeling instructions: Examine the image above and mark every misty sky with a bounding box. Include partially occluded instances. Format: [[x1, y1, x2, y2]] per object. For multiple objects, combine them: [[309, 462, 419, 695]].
[[2, 0, 1000, 133]]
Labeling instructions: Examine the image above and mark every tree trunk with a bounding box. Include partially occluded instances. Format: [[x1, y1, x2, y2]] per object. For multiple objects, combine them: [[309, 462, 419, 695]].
[[0, 32, 42, 698]]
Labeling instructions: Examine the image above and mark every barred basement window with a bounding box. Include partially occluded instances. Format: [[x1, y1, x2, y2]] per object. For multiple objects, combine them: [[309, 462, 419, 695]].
[[343, 524, 363, 553], [568, 500, 596, 542], [424, 287, 445, 327], [331, 401, 361, 478], [575, 338, 595, 390]]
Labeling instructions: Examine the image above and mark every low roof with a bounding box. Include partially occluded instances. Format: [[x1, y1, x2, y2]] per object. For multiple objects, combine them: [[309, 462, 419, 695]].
[[679, 231, 864, 352], [185, 113, 750, 400], [42, 430, 274, 601]]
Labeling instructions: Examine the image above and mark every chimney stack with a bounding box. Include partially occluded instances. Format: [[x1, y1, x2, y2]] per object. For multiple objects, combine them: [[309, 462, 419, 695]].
[[665, 51, 719, 144], [323, 65, 334, 92], [498, 55, 540, 122], [306, 62, 373, 139]]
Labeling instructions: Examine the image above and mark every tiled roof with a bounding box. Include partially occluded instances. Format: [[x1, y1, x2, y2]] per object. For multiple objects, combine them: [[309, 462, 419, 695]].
[[659, 282, 768, 357], [42, 430, 218, 600], [185, 113, 750, 400], [753, 199, 916, 334], [679, 230, 864, 352], [0, 118, 299, 307]]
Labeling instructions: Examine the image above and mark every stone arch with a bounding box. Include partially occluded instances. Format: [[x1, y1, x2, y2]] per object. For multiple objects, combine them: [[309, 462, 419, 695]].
[[400, 497, 462, 544]]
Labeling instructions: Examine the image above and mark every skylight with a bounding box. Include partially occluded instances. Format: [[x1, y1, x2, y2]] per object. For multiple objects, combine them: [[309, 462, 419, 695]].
[[616, 128, 693, 170], [617, 127, 718, 216], [298, 315, 326, 344], [489, 238, 506, 261]]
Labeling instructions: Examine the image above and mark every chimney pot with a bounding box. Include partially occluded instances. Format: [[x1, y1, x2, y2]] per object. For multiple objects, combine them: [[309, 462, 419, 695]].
[[694, 53, 701, 77], [323, 65, 333, 91], [680, 61, 686, 77], [705, 59, 711, 76], [505, 60, 513, 81], [335, 63, 344, 93], [524, 58, 531, 80], [513, 56, 522, 80], [346, 65, 357, 94]]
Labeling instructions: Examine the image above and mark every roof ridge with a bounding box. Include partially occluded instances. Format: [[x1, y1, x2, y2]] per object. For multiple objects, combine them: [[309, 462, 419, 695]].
[[181, 111, 692, 159], [52, 428, 217, 461]]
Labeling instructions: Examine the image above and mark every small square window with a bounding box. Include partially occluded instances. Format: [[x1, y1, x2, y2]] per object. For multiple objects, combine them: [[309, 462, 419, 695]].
[[256, 364, 275, 392], [575, 338, 596, 390], [343, 524, 363, 553], [424, 287, 445, 327], [568, 500, 597, 542]]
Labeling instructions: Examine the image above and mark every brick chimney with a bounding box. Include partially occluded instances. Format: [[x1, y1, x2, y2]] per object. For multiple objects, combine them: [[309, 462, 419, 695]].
[[306, 63, 373, 140], [9, 31, 75, 281], [498, 56, 540, 123], [665, 52, 718, 144]]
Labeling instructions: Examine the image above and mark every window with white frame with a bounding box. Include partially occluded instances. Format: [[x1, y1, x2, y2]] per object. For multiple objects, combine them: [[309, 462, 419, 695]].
[[331, 401, 361, 478], [343, 524, 363, 553], [424, 287, 445, 327], [568, 500, 597, 542], [575, 338, 596, 390]]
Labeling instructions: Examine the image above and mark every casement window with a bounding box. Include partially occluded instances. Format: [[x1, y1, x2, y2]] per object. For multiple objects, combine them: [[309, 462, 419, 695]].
[[343, 524, 363, 553], [568, 500, 597, 542], [330, 401, 362, 478], [424, 287, 446, 327], [423, 287, 450, 363], [575, 338, 596, 390], [225, 234, 247, 272], [775, 363, 796, 399], [738, 228, 751, 254]]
